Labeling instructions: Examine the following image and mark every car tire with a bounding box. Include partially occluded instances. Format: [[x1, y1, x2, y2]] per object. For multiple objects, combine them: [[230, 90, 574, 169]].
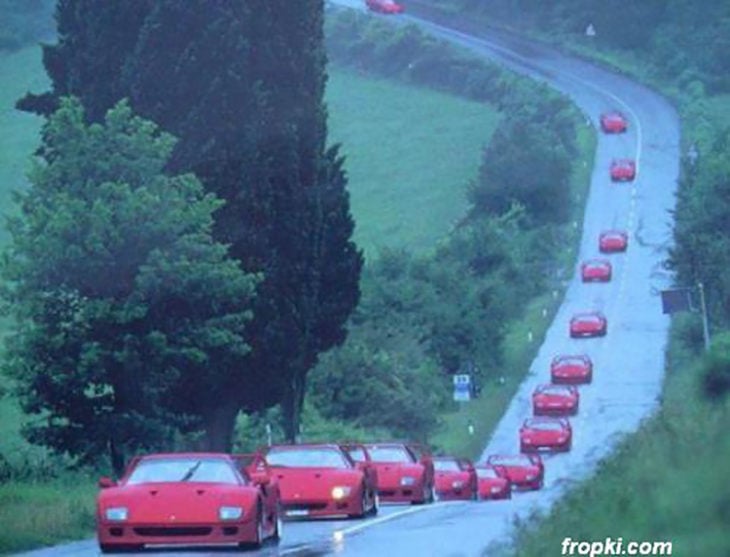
[[240, 503, 264, 550], [272, 507, 283, 542], [369, 492, 379, 516]]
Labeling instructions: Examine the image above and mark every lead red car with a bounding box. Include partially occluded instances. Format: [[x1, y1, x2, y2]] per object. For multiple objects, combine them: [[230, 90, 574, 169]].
[[533, 383, 580, 415], [520, 417, 572, 453], [263, 443, 378, 519], [551, 354, 593, 384], [569, 311, 607, 338], [474, 464, 511, 500], [600, 111, 628, 133], [486, 454, 544, 490], [365, 0, 404, 14], [363, 442, 435, 504], [433, 456, 477, 501], [599, 230, 629, 253], [581, 259, 612, 282], [96, 453, 280, 554], [610, 158, 636, 181]]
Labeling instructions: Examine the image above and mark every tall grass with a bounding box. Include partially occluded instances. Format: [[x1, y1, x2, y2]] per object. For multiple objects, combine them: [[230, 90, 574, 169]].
[[0, 480, 96, 554]]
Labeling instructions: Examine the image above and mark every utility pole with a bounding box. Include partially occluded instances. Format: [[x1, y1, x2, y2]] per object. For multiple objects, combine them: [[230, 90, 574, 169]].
[[698, 282, 711, 351]]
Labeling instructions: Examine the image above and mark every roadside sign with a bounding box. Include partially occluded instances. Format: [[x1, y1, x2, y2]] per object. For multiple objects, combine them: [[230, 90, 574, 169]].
[[453, 374, 471, 402]]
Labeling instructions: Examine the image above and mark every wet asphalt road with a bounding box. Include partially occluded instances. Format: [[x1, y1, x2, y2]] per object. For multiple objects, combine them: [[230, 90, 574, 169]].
[[17, 3, 680, 557]]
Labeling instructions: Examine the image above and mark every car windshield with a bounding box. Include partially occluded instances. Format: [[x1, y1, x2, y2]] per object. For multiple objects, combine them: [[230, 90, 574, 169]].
[[434, 459, 461, 472], [576, 314, 601, 322], [488, 455, 530, 467], [585, 261, 607, 269], [266, 447, 350, 468], [556, 356, 586, 366], [367, 445, 415, 463], [538, 385, 571, 396], [526, 420, 564, 431], [476, 467, 499, 479], [344, 447, 367, 462], [127, 458, 240, 485]]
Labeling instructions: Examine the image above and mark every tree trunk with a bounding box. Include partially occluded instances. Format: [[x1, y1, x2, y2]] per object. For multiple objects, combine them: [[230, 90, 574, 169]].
[[109, 438, 126, 478], [202, 400, 240, 452], [282, 377, 304, 443]]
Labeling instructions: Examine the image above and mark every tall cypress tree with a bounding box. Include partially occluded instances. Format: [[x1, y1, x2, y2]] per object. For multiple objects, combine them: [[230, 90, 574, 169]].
[[19, 0, 362, 447]]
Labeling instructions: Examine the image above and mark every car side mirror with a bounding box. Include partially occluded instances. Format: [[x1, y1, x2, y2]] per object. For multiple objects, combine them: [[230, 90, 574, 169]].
[[98, 476, 116, 489]]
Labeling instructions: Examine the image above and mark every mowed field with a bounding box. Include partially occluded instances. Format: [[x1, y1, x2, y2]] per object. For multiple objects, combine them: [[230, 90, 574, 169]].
[[0, 46, 498, 553], [326, 68, 499, 256]]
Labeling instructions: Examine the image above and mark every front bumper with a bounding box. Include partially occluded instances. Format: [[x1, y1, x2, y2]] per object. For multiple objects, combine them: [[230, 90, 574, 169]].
[[97, 518, 257, 548]]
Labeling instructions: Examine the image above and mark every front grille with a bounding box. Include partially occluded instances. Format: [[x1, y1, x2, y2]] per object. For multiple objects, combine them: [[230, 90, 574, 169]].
[[133, 527, 212, 537], [283, 503, 328, 511]]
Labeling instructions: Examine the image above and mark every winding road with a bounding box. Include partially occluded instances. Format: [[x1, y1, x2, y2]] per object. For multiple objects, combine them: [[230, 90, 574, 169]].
[[18, 3, 680, 557]]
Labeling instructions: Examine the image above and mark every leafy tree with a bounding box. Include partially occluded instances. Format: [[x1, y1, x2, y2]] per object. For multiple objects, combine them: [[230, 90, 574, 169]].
[[18, 0, 363, 442], [468, 106, 573, 225], [1, 98, 259, 471]]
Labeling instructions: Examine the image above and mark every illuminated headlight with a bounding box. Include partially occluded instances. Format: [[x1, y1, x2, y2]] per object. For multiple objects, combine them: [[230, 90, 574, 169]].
[[331, 486, 352, 500], [452, 481, 464, 489], [400, 476, 416, 486], [490, 486, 502, 494], [558, 436, 567, 442], [105, 507, 128, 521], [219, 506, 243, 521], [525, 474, 536, 481]]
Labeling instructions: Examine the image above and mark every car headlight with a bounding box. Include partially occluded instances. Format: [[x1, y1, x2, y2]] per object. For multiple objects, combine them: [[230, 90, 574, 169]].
[[452, 480, 464, 489], [219, 506, 243, 521], [331, 486, 352, 500], [490, 486, 502, 493], [400, 476, 416, 486], [105, 507, 128, 521], [525, 474, 536, 481]]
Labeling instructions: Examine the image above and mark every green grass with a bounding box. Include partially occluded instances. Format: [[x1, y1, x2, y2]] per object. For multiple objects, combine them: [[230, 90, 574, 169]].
[[431, 121, 596, 459], [510, 321, 730, 556], [0, 480, 97, 554], [326, 67, 499, 258]]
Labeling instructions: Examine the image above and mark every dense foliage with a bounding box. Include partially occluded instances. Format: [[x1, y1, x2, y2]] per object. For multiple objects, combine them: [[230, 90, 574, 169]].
[[1, 98, 259, 472], [16, 0, 362, 448]]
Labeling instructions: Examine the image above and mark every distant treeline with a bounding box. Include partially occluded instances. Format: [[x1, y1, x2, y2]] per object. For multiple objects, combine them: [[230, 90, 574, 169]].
[[419, 0, 730, 94]]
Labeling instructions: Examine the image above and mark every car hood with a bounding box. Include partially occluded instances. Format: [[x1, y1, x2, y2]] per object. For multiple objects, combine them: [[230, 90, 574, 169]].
[[98, 482, 257, 523]]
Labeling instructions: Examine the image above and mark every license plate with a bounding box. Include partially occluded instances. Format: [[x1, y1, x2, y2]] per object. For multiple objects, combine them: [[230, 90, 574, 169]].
[[286, 509, 309, 517]]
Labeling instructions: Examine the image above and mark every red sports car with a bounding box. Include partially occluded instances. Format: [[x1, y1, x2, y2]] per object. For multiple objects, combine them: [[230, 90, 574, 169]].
[[520, 417, 572, 453], [364, 442, 435, 504], [365, 0, 404, 13], [569, 311, 607, 338], [600, 111, 628, 133], [432, 456, 477, 501], [581, 259, 612, 282], [96, 453, 280, 554], [533, 383, 580, 415], [610, 158, 636, 181], [551, 354, 593, 384], [263, 444, 378, 519], [599, 230, 629, 253], [486, 454, 544, 490], [474, 464, 511, 500]]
